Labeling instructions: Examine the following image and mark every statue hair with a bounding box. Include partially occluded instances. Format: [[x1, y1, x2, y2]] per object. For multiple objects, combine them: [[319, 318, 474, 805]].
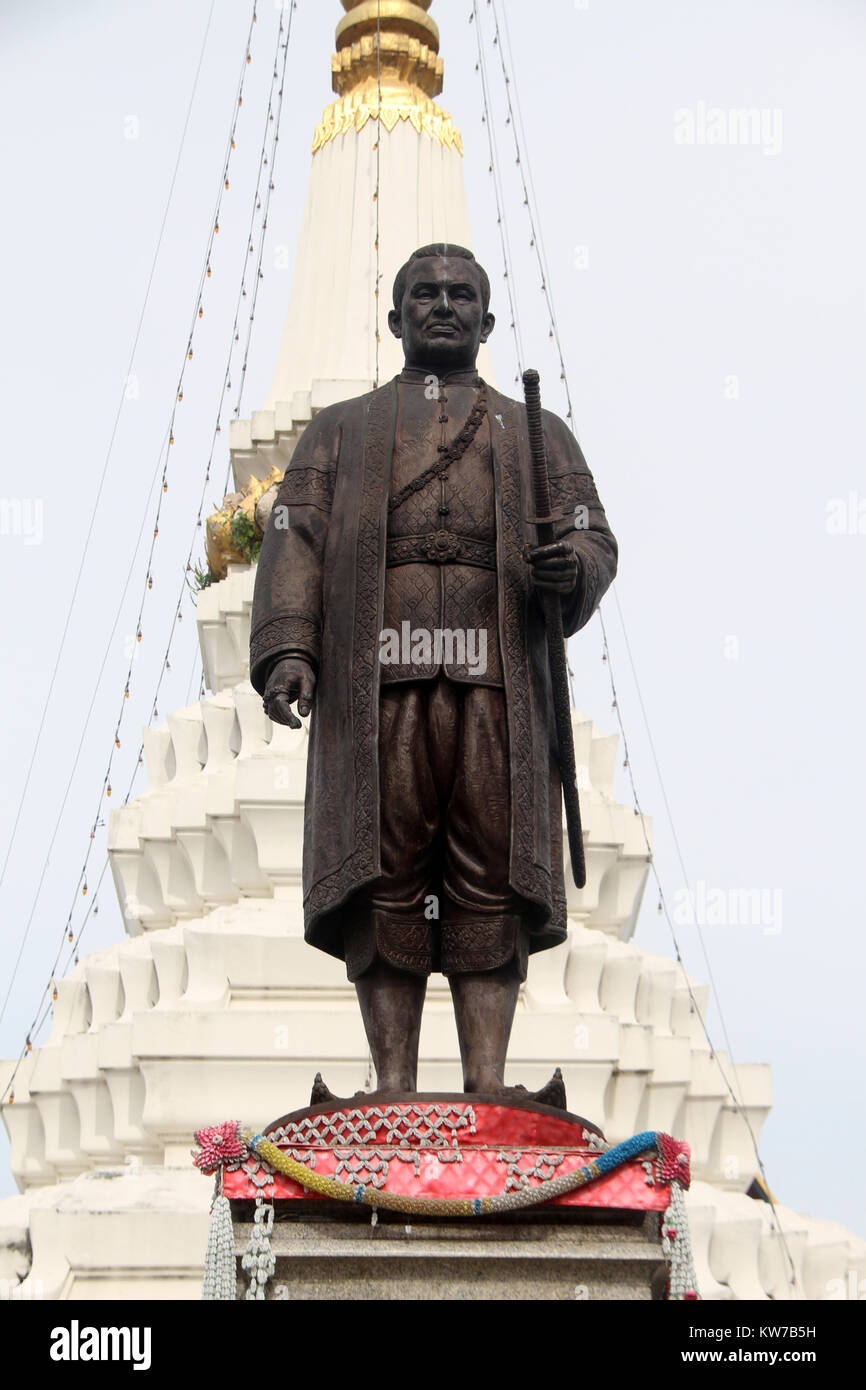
[[392, 244, 491, 314]]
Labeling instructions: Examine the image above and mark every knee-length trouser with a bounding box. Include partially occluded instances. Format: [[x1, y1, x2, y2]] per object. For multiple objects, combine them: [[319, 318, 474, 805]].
[[344, 679, 529, 981]]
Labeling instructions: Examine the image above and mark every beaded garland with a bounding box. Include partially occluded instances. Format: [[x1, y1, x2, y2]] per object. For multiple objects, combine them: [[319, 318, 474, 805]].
[[201, 1192, 237, 1301], [661, 1180, 700, 1302], [241, 1196, 276, 1301], [247, 1127, 661, 1216]]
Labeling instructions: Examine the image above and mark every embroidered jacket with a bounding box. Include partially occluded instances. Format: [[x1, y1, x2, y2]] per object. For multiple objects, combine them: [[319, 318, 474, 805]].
[[250, 376, 618, 961]]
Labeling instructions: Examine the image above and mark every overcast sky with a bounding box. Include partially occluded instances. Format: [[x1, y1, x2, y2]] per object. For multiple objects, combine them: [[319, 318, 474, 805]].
[[0, 0, 864, 1238]]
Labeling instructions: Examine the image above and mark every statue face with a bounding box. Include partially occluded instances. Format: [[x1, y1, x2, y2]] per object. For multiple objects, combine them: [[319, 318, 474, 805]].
[[388, 256, 495, 372]]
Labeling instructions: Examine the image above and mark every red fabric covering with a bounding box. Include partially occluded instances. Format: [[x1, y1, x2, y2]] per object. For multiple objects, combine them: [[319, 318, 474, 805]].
[[221, 1100, 673, 1211]]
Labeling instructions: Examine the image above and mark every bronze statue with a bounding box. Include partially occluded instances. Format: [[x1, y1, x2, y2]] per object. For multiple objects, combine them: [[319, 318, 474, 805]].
[[250, 245, 617, 1097]]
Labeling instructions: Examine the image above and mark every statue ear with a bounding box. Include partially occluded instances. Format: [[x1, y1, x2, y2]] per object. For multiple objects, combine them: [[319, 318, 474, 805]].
[[479, 311, 495, 345], [388, 308, 402, 340]]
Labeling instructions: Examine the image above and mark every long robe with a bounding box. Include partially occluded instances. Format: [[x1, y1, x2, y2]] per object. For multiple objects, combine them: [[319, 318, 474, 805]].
[[249, 377, 618, 963]]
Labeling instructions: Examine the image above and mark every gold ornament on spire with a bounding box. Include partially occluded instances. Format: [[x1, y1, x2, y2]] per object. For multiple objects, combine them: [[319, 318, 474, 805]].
[[313, 0, 462, 155]]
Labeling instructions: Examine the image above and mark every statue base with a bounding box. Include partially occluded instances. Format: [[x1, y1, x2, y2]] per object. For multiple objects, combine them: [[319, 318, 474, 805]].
[[194, 1087, 698, 1299]]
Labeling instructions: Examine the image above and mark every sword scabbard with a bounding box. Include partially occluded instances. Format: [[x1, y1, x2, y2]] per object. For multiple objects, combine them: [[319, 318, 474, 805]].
[[522, 368, 587, 890]]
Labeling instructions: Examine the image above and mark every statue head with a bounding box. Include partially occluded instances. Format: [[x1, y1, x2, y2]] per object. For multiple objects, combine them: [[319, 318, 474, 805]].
[[388, 244, 495, 373]]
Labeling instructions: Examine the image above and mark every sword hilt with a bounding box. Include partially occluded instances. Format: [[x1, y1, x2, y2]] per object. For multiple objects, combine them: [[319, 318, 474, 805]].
[[522, 368, 552, 535]]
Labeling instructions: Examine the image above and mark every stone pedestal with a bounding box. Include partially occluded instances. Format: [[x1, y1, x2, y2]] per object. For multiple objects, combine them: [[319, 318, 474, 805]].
[[232, 1205, 667, 1301]]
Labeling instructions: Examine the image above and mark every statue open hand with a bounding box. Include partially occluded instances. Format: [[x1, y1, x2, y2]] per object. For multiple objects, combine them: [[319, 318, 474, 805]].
[[523, 540, 580, 594], [263, 656, 317, 729]]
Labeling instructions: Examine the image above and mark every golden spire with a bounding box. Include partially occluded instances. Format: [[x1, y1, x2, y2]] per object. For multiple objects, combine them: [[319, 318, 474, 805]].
[[313, 0, 461, 155]]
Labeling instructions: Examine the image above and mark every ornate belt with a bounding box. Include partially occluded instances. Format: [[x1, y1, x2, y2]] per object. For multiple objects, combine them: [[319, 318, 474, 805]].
[[386, 531, 496, 570]]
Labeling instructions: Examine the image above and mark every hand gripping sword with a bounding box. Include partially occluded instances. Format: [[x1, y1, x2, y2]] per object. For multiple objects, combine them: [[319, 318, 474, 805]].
[[522, 368, 586, 890]]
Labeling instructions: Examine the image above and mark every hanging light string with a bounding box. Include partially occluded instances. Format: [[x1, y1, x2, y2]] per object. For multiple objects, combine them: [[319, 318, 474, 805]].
[[479, 0, 746, 1077], [140, 4, 297, 738], [7, 766, 129, 1105], [0, 425, 172, 1041], [117, 3, 296, 794], [479, 0, 798, 1289], [487, 0, 763, 1127], [5, 3, 299, 1108], [373, 0, 383, 388], [597, 610, 798, 1289], [480, 0, 742, 1100], [603, 585, 799, 1282], [82, 2, 291, 893], [479, 0, 575, 422], [6, 850, 109, 1104], [228, 0, 297, 439], [0, 1, 258, 1039], [52, 677, 177, 1022], [608, 585, 743, 1073], [0, 0, 220, 915], [469, 1, 524, 381], [184, 637, 204, 708], [0, 2, 281, 1103]]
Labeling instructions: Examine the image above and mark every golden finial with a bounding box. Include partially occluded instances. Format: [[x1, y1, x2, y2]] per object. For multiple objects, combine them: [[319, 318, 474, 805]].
[[333, 1, 442, 99], [337, 1, 438, 53], [314, 0, 460, 154]]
